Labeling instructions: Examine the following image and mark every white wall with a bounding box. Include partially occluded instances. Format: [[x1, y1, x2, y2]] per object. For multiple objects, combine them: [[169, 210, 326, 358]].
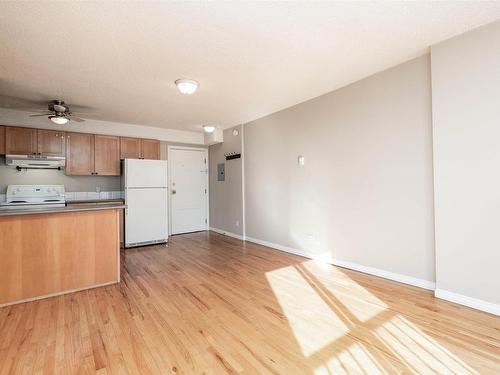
[[431, 20, 500, 313], [244, 55, 435, 286], [0, 108, 204, 144]]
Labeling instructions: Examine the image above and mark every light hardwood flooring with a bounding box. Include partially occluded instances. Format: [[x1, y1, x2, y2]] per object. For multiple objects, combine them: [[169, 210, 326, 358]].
[[0, 231, 499, 374]]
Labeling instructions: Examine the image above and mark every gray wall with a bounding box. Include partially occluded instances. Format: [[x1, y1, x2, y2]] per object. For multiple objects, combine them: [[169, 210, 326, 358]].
[[431, 21, 500, 306], [244, 55, 435, 283], [209, 126, 243, 235]]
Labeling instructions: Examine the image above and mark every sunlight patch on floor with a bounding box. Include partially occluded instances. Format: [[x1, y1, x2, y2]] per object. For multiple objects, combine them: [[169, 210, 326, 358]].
[[374, 315, 478, 374], [300, 260, 388, 322], [266, 266, 348, 356], [267, 261, 481, 374], [315, 341, 387, 375]]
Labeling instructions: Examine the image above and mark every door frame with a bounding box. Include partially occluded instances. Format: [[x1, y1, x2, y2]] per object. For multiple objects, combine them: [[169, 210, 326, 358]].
[[167, 145, 209, 235]]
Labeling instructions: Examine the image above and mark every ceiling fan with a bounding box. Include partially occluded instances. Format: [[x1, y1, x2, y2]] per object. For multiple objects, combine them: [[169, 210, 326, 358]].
[[29, 99, 86, 124]]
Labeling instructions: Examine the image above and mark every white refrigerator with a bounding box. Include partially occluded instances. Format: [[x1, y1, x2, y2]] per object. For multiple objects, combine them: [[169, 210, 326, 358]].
[[123, 159, 168, 248]]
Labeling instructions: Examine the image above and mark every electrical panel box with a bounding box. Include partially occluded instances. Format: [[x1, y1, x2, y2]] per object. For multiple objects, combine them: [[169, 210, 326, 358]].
[[217, 163, 225, 181]]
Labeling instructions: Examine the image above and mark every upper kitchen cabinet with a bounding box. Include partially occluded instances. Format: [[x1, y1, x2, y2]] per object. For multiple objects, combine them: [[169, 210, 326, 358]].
[[94, 135, 120, 176], [66, 132, 94, 175], [5, 127, 37, 155], [37, 129, 66, 157], [119, 137, 160, 160], [141, 139, 160, 160], [120, 137, 141, 159], [0, 126, 5, 154], [66, 133, 120, 176]]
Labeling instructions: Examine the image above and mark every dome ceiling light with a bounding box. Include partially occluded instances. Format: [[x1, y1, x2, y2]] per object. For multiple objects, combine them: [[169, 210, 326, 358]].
[[49, 115, 70, 125], [175, 79, 199, 95], [202, 125, 216, 133]]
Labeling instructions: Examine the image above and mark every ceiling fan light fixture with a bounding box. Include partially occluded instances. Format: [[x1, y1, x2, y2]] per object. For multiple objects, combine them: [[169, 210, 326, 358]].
[[175, 79, 199, 94], [49, 115, 69, 125], [202, 125, 216, 133]]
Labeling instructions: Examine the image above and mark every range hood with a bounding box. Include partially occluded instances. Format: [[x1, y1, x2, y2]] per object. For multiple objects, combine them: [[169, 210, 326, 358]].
[[6, 155, 65, 169]]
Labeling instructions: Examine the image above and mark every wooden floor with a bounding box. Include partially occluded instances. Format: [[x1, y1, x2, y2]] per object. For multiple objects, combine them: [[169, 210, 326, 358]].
[[0, 232, 499, 374]]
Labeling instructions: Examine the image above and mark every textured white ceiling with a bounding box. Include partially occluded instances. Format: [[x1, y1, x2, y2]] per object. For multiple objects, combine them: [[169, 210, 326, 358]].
[[1, 1, 500, 132]]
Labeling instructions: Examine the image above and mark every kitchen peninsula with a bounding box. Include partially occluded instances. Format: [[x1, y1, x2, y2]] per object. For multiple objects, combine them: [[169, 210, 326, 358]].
[[0, 203, 124, 306]]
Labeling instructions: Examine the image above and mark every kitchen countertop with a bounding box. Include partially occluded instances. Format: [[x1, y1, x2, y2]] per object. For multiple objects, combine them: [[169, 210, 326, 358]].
[[0, 203, 126, 217]]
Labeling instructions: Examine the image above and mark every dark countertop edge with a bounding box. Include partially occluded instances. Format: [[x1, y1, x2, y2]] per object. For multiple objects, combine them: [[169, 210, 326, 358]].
[[0, 204, 126, 217], [66, 199, 125, 204]]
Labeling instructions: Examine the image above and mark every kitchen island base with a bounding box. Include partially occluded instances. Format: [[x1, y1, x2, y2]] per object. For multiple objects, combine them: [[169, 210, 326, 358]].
[[0, 208, 121, 307]]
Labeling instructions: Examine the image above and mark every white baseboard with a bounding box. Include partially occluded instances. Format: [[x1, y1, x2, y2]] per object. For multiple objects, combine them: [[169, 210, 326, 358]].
[[330, 259, 435, 290], [245, 235, 310, 258], [435, 289, 500, 316], [215, 234, 499, 315], [210, 227, 245, 241], [245, 236, 435, 291]]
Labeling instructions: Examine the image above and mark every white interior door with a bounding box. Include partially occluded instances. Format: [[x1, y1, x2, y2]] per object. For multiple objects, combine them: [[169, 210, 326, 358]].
[[170, 148, 208, 234]]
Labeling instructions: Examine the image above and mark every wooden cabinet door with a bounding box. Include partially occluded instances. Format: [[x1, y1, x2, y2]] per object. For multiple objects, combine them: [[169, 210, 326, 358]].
[[37, 129, 66, 157], [94, 135, 120, 176], [141, 139, 160, 160], [66, 132, 94, 175], [5, 127, 37, 155], [0, 127, 5, 154], [120, 137, 141, 159]]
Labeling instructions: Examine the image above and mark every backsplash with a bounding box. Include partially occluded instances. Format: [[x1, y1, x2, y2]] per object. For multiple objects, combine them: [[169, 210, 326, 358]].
[[65, 191, 124, 201]]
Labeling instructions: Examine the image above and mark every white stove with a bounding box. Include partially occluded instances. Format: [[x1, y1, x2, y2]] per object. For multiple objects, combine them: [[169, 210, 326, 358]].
[[0, 185, 66, 209]]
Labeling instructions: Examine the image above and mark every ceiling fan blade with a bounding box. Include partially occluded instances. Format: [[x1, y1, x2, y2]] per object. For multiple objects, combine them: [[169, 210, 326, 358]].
[[29, 113, 52, 117], [70, 116, 85, 122], [68, 104, 93, 111]]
